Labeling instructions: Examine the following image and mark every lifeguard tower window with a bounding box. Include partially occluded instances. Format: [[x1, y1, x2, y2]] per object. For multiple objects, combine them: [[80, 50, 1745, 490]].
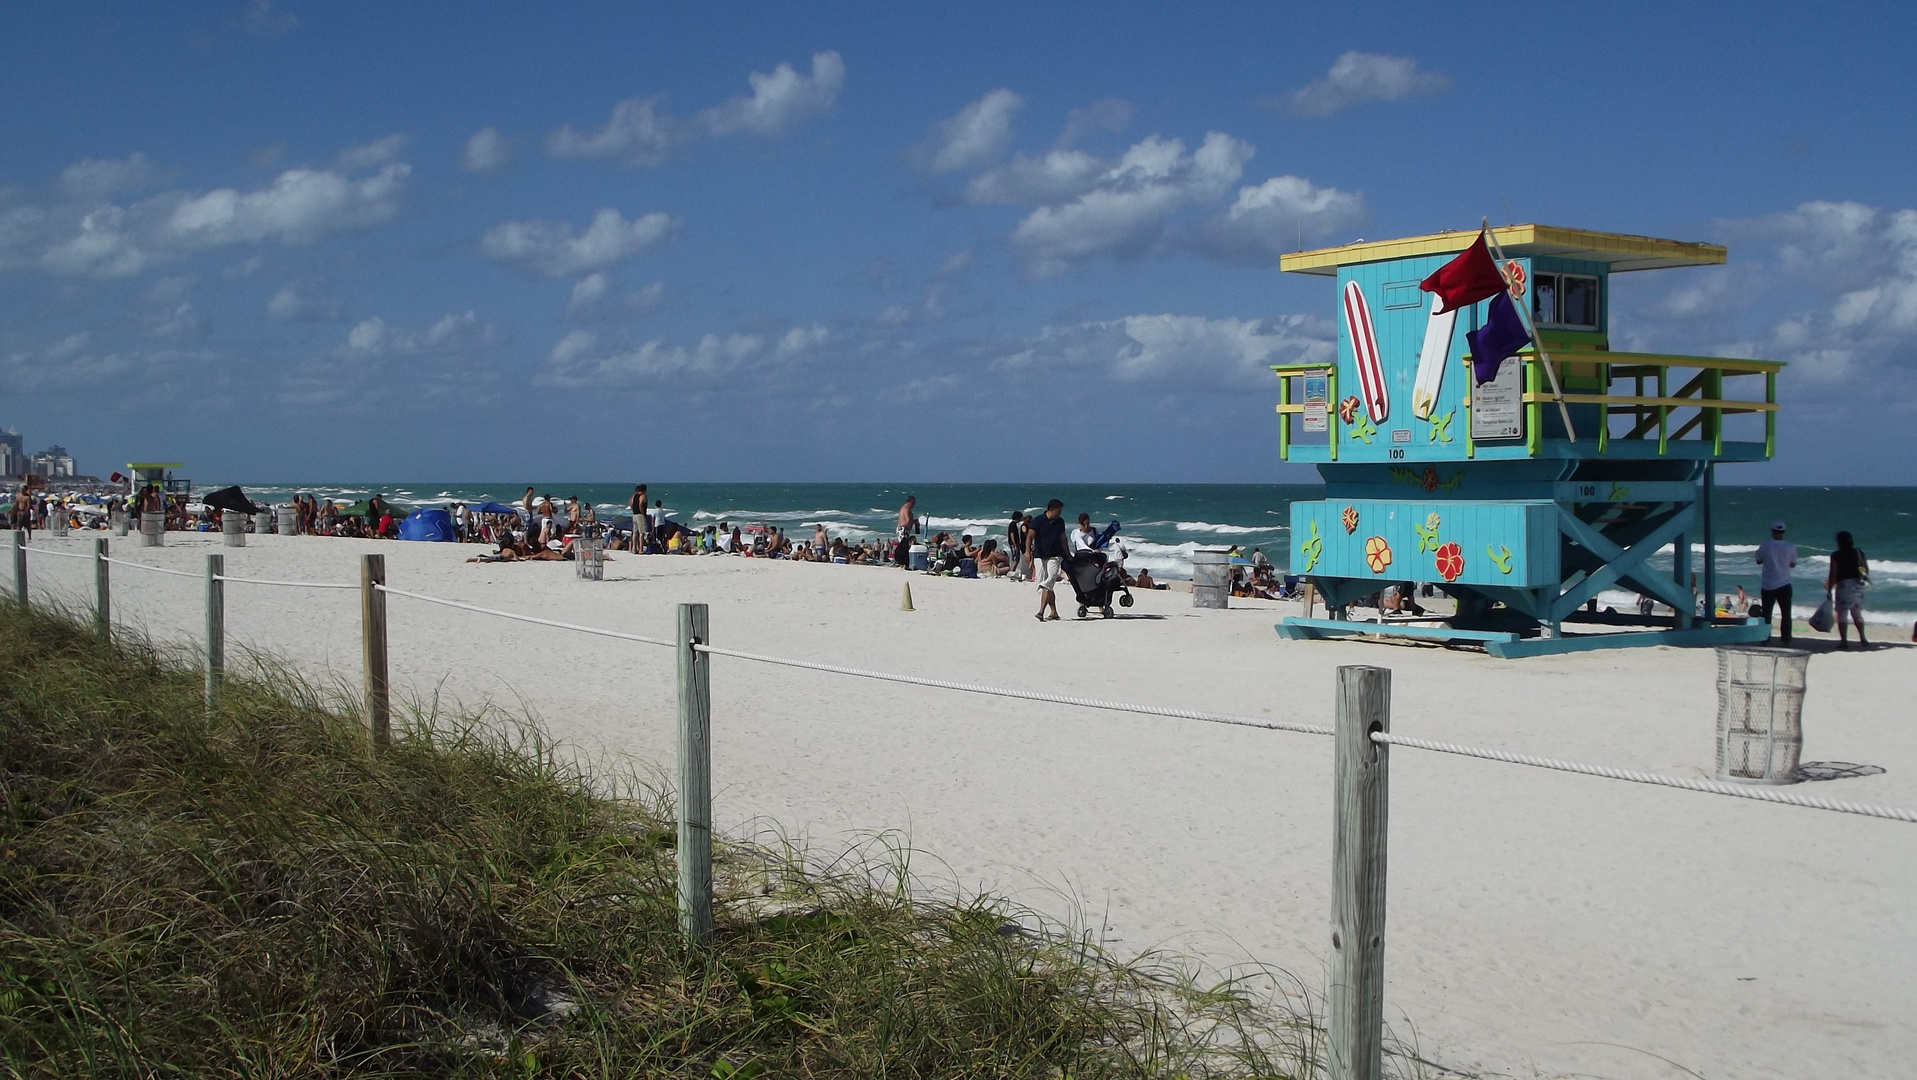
[[1533, 273, 1599, 328]]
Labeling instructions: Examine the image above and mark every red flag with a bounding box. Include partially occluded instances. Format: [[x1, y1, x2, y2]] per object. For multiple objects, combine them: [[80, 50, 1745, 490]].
[[1420, 230, 1508, 314]]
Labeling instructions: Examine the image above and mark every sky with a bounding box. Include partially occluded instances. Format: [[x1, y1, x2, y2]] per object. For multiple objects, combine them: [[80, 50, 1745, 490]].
[[2, 1, 1913, 485]]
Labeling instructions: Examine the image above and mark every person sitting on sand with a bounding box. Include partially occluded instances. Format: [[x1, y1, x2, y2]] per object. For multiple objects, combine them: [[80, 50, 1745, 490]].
[[976, 537, 1009, 577], [1133, 567, 1157, 590]]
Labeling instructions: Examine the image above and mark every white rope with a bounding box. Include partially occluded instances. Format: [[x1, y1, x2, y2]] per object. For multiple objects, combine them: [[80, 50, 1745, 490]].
[[1372, 731, 1917, 825], [99, 557, 200, 579], [375, 584, 675, 649], [692, 642, 1335, 738], [214, 574, 358, 590], [17, 545, 92, 560]]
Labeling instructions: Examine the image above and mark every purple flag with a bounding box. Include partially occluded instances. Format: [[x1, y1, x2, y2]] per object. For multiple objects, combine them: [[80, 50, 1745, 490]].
[[1466, 292, 1532, 384]]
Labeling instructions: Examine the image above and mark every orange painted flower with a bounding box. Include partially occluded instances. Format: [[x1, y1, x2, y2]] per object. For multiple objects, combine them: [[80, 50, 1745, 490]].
[[1340, 505, 1359, 534], [1434, 541, 1464, 582], [1363, 535, 1392, 574]]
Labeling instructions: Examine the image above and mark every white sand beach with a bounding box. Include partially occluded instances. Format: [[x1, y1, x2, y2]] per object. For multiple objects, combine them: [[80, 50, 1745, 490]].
[[18, 532, 1917, 1079]]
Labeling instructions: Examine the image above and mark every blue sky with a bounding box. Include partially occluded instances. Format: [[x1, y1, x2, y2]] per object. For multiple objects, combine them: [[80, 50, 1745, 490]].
[[3, 1, 1913, 484]]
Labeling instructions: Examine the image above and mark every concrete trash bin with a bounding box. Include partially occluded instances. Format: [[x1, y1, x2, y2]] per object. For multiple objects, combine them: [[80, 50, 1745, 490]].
[[254, 511, 274, 535], [139, 512, 165, 548], [276, 506, 298, 536], [222, 512, 246, 547], [1192, 548, 1230, 609], [1716, 647, 1808, 784]]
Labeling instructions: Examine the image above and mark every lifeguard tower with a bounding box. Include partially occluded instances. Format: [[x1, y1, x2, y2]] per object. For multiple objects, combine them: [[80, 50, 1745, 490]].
[[1270, 225, 1781, 658]]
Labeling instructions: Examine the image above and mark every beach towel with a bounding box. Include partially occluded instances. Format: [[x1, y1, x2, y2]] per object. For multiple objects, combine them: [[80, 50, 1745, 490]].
[[1807, 597, 1834, 633]]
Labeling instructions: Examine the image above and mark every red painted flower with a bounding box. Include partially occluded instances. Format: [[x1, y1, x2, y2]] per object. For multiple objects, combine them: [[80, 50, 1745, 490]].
[[1337, 395, 1361, 424], [1340, 505, 1359, 534], [1434, 541, 1465, 582], [1419, 465, 1441, 493]]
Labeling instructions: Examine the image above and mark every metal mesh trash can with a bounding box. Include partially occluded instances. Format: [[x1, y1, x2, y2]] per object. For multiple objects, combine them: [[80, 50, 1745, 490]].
[[46, 510, 68, 538], [1192, 549, 1230, 609], [1716, 648, 1808, 784], [575, 536, 604, 580], [111, 509, 129, 536]]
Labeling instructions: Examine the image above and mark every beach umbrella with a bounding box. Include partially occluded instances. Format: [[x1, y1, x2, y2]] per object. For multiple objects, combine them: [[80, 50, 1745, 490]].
[[202, 485, 265, 515]]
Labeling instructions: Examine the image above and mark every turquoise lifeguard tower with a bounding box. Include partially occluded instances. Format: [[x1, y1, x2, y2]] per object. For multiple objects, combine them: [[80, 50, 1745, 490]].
[[1270, 225, 1782, 658]]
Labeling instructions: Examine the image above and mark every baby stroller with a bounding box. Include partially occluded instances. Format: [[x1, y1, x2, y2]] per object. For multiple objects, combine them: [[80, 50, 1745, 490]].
[[1066, 550, 1134, 619]]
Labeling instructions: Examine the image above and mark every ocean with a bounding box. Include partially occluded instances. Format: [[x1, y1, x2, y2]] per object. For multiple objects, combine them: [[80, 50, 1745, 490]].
[[236, 482, 1917, 628]]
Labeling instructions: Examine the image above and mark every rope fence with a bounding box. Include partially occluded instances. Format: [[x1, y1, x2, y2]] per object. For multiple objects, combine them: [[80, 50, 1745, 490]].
[[1371, 731, 1917, 824]]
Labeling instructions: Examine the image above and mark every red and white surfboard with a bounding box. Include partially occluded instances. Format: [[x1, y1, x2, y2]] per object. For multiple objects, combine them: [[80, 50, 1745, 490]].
[[1342, 280, 1389, 423]]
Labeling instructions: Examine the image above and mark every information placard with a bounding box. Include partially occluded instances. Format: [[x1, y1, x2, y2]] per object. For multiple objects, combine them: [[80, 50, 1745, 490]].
[[1301, 370, 1329, 433], [1470, 357, 1523, 441]]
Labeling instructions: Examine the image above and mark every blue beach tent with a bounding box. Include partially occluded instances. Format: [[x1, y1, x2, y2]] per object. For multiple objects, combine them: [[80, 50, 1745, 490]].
[[469, 501, 520, 516], [398, 508, 459, 542]]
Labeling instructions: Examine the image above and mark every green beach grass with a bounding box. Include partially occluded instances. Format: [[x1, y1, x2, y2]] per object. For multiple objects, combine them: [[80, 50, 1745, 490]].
[[0, 601, 1340, 1078]]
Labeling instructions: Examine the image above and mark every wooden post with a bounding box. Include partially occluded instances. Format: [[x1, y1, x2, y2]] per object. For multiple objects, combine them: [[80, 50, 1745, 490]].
[[11, 530, 25, 609], [94, 538, 110, 640], [1330, 665, 1391, 1080], [205, 553, 224, 709], [360, 554, 390, 747], [677, 602, 714, 946]]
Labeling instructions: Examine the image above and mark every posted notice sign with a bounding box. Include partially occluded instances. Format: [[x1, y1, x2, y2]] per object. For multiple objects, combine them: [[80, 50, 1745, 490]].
[[1301, 369, 1329, 433], [1470, 357, 1523, 440]]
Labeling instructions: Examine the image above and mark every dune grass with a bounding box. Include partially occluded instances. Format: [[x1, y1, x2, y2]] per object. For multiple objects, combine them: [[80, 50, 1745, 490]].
[[0, 601, 1336, 1078]]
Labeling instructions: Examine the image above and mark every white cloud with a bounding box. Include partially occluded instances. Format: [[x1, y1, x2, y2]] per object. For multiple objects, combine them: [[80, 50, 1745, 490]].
[[1281, 52, 1450, 116], [995, 313, 1332, 391], [565, 272, 668, 318], [241, 0, 297, 37], [481, 208, 677, 278], [460, 127, 514, 173], [696, 51, 845, 136], [1617, 201, 1917, 397], [266, 278, 343, 321], [536, 322, 831, 387], [1008, 133, 1253, 276], [1057, 97, 1134, 148], [1191, 175, 1367, 263], [8, 156, 411, 280], [964, 148, 1104, 205], [58, 153, 161, 199], [910, 89, 1023, 173], [335, 133, 410, 172], [548, 96, 686, 167], [0, 333, 204, 392], [344, 311, 499, 356], [548, 51, 844, 167]]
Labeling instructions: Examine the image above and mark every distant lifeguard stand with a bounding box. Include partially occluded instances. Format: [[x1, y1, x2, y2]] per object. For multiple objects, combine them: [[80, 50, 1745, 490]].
[[126, 463, 189, 499], [1270, 226, 1782, 658]]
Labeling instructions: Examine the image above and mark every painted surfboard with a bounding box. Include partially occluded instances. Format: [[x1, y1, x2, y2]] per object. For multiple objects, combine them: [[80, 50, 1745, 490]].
[[1411, 299, 1457, 420], [1342, 280, 1388, 423]]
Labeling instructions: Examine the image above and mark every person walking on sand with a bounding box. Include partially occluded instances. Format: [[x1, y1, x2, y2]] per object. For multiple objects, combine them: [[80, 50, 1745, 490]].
[[1028, 499, 1068, 621], [1825, 530, 1871, 650], [1755, 520, 1798, 645]]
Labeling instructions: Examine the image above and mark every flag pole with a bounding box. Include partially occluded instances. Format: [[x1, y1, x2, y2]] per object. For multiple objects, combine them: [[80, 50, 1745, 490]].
[[1483, 219, 1577, 443]]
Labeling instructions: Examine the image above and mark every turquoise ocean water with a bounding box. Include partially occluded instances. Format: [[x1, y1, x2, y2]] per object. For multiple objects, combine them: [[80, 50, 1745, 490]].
[[237, 482, 1917, 627]]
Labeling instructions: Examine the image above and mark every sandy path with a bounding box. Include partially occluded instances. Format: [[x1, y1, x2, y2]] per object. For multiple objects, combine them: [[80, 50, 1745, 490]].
[[18, 531, 1917, 1079]]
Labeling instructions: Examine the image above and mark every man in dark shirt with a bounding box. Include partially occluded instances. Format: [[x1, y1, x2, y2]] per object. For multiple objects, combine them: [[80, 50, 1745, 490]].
[[1027, 499, 1068, 621]]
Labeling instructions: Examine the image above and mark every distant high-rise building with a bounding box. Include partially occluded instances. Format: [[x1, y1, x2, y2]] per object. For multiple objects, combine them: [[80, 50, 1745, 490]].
[[29, 445, 75, 479], [0, 429, 23, 478]]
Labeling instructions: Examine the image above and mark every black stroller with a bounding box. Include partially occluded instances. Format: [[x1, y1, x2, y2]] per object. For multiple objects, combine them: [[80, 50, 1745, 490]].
[[1066, 550, 1134, 618]]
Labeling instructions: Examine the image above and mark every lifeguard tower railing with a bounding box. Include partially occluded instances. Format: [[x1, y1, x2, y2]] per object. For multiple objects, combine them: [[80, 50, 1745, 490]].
[[1274, 350, 1781, 462]]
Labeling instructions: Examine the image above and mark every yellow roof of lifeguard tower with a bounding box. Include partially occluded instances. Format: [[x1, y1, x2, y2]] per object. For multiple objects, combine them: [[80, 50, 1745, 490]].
[[1278, 224, 1726, 276]]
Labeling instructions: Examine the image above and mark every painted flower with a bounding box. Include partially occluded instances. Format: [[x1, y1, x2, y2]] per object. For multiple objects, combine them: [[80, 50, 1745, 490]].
[[1363, 535, 1393, 574], [1338, 395, 1361, 424], [1419, 466, 1441, 493], [1341, 505, 1360, 534], [1434, 541, 1465, 582]]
